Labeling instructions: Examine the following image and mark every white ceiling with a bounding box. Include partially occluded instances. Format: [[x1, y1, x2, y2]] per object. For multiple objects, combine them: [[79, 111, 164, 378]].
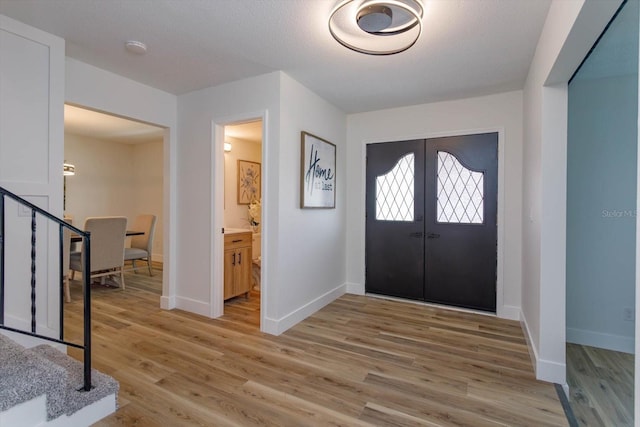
[[64, 105, 262, 145], [64, 105, 164, 144], [225, 121, 263, 145], [0, 0, 552, 115]]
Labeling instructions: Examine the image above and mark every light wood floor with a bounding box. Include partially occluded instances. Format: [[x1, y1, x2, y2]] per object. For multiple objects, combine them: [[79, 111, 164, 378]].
[[567, 343, 634, 426], [63, 275, 568, 426]]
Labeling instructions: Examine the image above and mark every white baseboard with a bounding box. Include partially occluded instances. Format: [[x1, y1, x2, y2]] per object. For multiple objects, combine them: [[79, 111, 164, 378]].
[[567, 327, 635, 354], [535, 357, 566, 384], [346, 282, 365, 295], [262, 283, 347, 335], [520, 310, 566, 384], [497, 304, 520, 321], [160, 295, 176, 310], [174, 296, 210, 317]]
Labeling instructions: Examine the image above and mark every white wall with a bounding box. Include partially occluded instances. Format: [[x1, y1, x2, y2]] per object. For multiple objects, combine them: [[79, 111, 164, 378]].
[[65, 57, 177, 306], [0, 15, 65, 344], [65, 134, 164, 260], [177, 72, 280, 319], [177, 71, 347, 334], [521, 0, 622, 383], [64, 133, 137, 224], [346, 91, 524, 320], [224, 138, 262, 230], [567, 74, 637, 354], [131, 140, 164, 260], [274, 73, 346, 332]]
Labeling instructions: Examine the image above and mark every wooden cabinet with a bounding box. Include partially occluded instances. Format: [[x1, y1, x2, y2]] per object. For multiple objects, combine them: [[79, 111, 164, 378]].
[[224, 231, 253, 300]]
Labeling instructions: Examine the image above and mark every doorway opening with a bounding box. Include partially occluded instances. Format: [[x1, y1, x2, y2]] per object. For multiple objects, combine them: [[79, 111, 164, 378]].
[[221, 119, 263, 328], [566, 0, 637, 423], [63, 104, 166, 300]]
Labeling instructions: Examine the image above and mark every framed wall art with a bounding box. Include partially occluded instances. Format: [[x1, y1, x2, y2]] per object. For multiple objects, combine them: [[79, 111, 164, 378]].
[[300, 131, 336, 209], [237, 160, 261, 204]]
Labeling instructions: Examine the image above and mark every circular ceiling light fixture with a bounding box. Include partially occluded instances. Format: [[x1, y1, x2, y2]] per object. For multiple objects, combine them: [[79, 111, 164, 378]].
[[125, 40, 147, 55], [329, 0, 423, 55]]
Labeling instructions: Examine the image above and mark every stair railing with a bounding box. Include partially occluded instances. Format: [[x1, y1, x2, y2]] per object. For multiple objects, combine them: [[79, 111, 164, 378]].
[[0, 185, 92, 391]]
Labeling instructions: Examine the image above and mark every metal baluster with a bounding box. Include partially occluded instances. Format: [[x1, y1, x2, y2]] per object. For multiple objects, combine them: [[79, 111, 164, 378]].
[[0, 195, 4, 325], [59, 224, 64, 341], [83, 234, 92, 391], [31, 209, 36, 333]]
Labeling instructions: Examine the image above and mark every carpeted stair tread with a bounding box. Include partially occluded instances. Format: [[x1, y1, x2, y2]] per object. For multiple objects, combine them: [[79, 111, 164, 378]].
[[31, 344, 119, 416], [0, 334, 68, 420], [1, 333, 119, 421]]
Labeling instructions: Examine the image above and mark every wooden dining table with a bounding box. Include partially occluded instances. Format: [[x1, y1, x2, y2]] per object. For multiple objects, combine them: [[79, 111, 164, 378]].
[[70, 230, 144, 243]]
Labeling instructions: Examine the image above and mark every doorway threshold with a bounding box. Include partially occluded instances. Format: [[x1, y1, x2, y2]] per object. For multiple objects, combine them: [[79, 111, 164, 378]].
[[364, 293, 498, 318]]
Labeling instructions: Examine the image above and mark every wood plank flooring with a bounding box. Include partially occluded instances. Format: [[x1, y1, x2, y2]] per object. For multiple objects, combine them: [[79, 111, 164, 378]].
[[122, 261, 163, 295], [567, 343, 634, 426], [63, 276, 568, 426]]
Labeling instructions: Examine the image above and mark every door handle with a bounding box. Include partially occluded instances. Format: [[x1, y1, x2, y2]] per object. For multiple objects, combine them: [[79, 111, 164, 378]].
[[238, 252, 241, 264], [232, 253, 236, 265], [426, 232, 440, 239], [409, 232, 423, 238]]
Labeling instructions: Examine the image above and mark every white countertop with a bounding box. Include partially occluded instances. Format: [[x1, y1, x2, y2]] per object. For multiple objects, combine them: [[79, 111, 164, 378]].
[[224, 228, 252, 234]]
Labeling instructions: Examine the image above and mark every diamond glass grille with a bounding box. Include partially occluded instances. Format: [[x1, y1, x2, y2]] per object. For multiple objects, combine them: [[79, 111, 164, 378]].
[[376, 153, 414, 221], [437, 151, 484, 224]]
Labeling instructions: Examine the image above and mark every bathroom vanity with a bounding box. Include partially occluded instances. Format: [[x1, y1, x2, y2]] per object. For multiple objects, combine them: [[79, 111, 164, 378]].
[[223, 229, 253, 300]]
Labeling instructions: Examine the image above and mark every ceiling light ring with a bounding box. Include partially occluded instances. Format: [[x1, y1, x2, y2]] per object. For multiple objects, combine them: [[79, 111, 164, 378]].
[[328, 0, 423, 55], [332, 27, 422, 55], [357, 0, 423, 35]]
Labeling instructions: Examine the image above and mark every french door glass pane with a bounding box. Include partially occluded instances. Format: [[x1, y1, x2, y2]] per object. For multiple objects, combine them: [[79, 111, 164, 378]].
[[376, 153, 414, 221], [437, 151, 484, 224]]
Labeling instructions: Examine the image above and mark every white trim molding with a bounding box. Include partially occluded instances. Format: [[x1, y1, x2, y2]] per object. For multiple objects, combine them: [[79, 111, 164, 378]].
[[521, 309, 566, 384], [160, 295, 176, 310], [175, 296, 211, 318], [346, 282, 365, 295], [567, 327, 635, 355], [262, 283, 347, 336]]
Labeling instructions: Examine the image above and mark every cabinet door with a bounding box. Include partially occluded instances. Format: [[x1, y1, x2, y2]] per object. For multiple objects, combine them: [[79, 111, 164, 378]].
[[223, 249, 236, 300], [236, 246, 252, 295]]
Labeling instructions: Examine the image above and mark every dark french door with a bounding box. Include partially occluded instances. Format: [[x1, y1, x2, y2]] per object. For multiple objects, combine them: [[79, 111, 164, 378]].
[[365, 133, 498, 312]]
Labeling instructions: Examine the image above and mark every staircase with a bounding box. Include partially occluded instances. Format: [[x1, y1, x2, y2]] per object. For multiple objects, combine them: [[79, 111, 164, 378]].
[[0, 186, 118, 426], [0, 333, 118, 426]]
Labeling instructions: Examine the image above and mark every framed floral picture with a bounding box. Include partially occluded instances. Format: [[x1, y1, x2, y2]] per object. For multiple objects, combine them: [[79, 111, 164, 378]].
[[237, 160, 261, 204]]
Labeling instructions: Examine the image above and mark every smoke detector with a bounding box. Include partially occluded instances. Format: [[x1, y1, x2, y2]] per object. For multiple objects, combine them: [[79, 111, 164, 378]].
[[125, 40, 147, 55]]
